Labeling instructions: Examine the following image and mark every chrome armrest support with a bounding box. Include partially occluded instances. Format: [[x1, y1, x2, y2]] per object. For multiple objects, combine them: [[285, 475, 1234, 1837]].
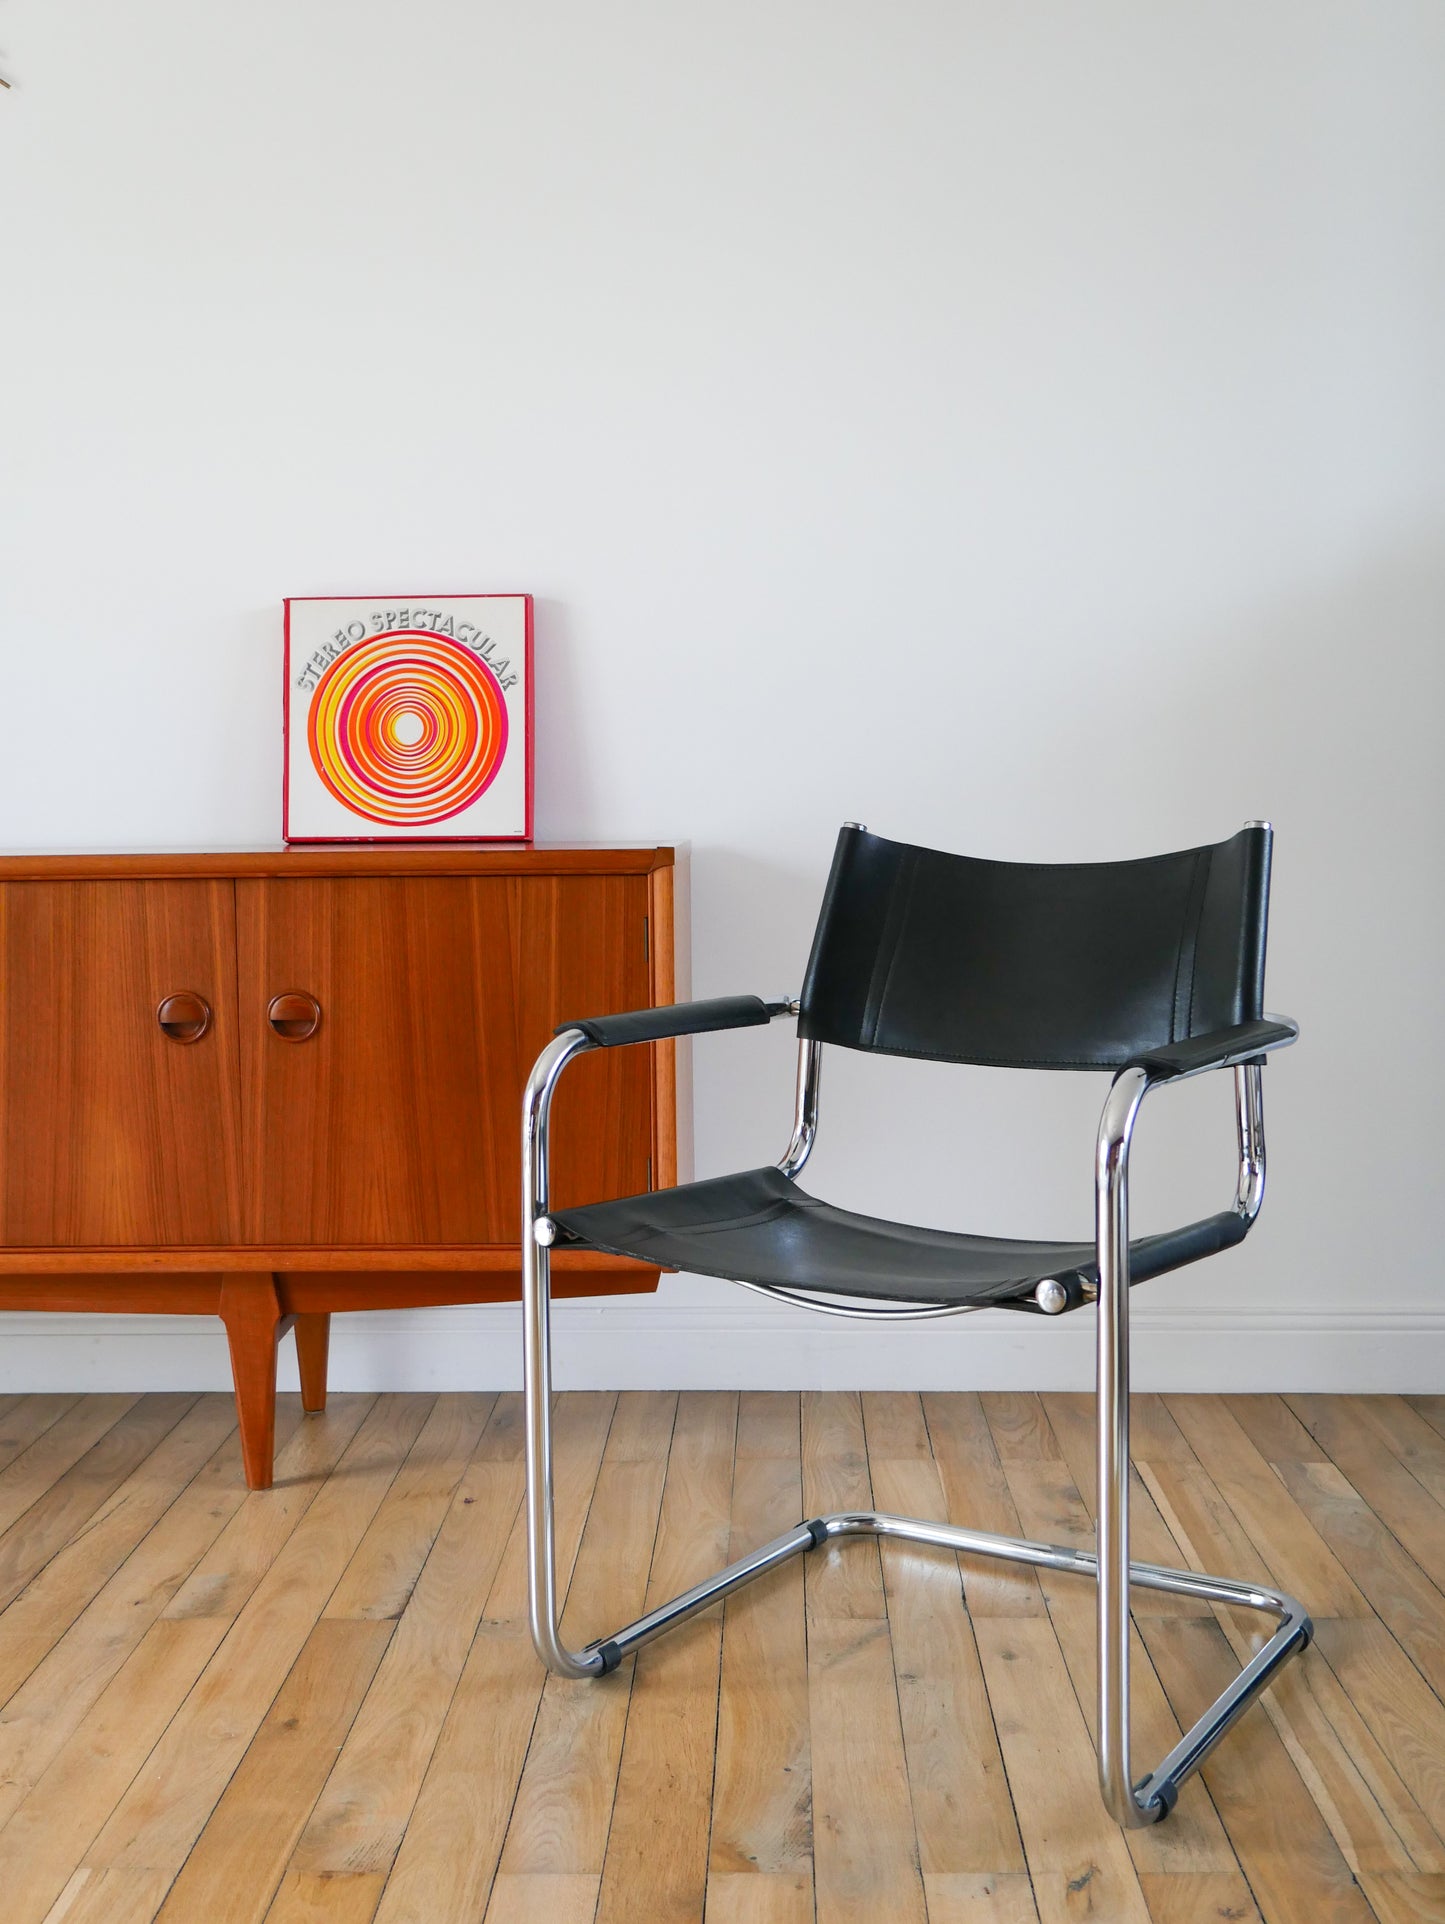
[[777, 1037, 822, 1178], [521, 1028, 601, 1675], [1234, 1061, 1266, 1224], [522, 1006, 798, 1676]]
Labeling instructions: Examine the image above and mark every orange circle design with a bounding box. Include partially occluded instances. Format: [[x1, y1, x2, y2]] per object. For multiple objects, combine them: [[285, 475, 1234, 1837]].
[[307, 630, 509, 826]]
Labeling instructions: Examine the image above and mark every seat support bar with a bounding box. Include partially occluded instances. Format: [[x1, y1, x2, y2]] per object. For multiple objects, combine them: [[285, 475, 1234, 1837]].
[[521, 1032, 1310, 1828]]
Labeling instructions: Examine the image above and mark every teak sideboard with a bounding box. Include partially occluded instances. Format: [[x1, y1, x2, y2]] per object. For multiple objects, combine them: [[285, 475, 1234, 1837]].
[[0, 845, 675, 1485]]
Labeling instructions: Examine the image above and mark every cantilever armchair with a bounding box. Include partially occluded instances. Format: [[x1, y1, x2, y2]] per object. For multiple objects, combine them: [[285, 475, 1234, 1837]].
[[520, 820, 1306, 1827]]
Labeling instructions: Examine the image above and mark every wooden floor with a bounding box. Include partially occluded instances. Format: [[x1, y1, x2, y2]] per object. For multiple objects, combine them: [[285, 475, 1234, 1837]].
[[1, 1392, 1444, 1924]]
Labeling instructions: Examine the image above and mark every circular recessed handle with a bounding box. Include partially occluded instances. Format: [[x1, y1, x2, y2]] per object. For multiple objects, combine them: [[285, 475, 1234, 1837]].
[[157, 991, 212, 1044], [267, 991, 322, 1042]]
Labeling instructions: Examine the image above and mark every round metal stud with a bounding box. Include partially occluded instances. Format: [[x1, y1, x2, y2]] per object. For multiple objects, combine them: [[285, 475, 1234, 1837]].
[[1034, 1277, 1068, 1315], [533, 1216, 557, 1247]]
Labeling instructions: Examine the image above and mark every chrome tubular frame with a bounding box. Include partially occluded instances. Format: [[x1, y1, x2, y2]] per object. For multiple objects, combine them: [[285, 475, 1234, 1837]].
[[777, 1038, 822, 1178], [521, 1022, 1310, 1819]]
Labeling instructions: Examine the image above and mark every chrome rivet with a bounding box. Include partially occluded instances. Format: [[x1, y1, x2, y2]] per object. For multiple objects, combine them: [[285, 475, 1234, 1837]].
[[533, 1216, 557, 1247], [1034, 1278, 1068, 1315]]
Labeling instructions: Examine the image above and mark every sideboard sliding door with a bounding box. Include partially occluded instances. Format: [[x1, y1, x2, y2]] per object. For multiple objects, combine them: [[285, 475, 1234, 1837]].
[[0, 879, 243, 1247], [235, 873, 654, 1247]]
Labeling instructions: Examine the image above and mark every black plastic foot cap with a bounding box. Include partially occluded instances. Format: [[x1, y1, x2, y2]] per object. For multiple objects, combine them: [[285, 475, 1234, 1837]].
[[803, 1517, 830, 1548]]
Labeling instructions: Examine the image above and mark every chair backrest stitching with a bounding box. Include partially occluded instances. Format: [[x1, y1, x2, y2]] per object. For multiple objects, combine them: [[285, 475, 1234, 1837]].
[[1171, 846, 1212, 1041], [862, 848, 920, 1048]]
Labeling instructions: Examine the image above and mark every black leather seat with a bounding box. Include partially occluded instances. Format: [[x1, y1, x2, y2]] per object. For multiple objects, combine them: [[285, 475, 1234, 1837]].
[[551, 1164, 1248, 1309], [548, 821, 1295, 1314]]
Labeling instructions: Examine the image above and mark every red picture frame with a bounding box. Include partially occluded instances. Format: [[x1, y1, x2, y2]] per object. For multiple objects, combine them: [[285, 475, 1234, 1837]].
[[283, 594, 533, 843]]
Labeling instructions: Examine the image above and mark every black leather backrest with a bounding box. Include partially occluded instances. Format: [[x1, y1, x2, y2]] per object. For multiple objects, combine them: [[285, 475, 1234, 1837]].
[[797, 824, 1272, 1070]]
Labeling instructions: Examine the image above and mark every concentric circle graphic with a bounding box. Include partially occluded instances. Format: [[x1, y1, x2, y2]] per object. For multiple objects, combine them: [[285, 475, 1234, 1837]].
[[307, 630, 509, 825]]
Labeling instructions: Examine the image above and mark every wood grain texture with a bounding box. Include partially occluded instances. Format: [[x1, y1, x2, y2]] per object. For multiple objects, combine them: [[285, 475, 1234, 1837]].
[[870, 1452, 1024, 1877], [0, 1400, 312, 1834], [235, 874, 652, 1245], [710, 1443, 811, 1880], [263, 1872, 385, 1924], [152, 1617, 392, 1924], [0, 1393, 230, 1682], [0, 847, 673, 882], [594, 1393, 737, 1924], [0, 1249, 660, 1276], [219, 1273, 288, 1488], [3, 1393, 1444, 1924], [0, 880, 243, 1246]]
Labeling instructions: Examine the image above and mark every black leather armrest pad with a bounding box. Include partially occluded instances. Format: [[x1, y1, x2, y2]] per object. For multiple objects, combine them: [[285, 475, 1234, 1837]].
[[558, 995, 779, 1048], [1131, 1017, 1299, 1080]]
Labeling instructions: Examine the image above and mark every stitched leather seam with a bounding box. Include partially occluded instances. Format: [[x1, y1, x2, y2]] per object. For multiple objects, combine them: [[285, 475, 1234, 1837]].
[[862, 847, 920, 1048], [833, 1040, 1131, 1069], [1170, 846, 1212, 1042]]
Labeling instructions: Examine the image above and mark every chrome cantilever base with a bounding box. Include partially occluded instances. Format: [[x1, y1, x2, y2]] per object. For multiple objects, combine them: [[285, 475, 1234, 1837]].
[[522, 1037, 1310, 1827], [525, 1500, 1310, 1824]]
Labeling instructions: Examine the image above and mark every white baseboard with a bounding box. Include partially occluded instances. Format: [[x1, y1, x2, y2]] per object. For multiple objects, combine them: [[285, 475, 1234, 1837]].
[[1, 1302, 1441, 1395]]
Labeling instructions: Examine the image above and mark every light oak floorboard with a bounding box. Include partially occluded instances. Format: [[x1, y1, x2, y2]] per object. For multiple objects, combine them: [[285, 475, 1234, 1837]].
[[1138, 1437, 1426, 1876], [984, 1392, 1239, 1879], [1287, 1396, 1445, 1597], [975, 1615, 1153, 1924], [294, 1406, 518, 1876], [809, 1612, 928, 1924], [485, 1873, 601, 1924], [0, 1394, 84, 1477], [323, 1393, 496, 1622], [4, 1393, 1445, 1924], [1270, 1456, 1445, 1703], [496, 1392, 676, 1880], [0, 1395, 142, 1542], [153, 1617, 393, 1924], [922, 1873, 1042, 1923], [922, 1391, 1047, 1620], [1356, 1872, 1445, 1923], [1135, 1871, 1264, 1923], [0, 1392, 239, 1705], [593, 1393, 737, 1924], [704, 1871, 815, 1924], [41, 1869, 177, 1924], [801, 1390, 883, 1622], [1143, 1617, 1377, 1924], [1, 1618, 231, 1924], [0, 1395, 200, 1619], [80, 1396, 431, 1881], [870, 1453, 1024, 1877], [709, 1452, 812, 1879], [0, 1397, 312, 1831], [1041, 1390, 1216, 1616], [369, 1393, 617, 1924], [263, 1872, 386, 1924]]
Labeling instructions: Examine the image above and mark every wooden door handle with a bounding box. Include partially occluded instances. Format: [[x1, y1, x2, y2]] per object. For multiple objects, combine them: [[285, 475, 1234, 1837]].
[[157, 991, 212, 1043], [267, 991, 321, 1041]]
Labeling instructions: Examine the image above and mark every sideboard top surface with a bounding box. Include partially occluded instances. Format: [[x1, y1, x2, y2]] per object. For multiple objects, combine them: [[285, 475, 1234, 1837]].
[[0, 844, 674, 881]]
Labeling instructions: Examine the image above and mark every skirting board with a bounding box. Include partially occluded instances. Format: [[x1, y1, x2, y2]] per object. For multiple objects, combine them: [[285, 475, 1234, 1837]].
[[0, 1302, 1442, 1395]]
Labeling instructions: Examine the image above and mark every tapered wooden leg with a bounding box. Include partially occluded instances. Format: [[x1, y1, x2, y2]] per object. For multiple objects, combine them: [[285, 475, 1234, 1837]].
[[294, 1313, 331, 1414], [219, 1273, 288, 1490]]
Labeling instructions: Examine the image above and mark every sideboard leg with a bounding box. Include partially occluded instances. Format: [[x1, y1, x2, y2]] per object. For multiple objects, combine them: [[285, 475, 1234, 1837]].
[[219, 1273, 286, 1490], [294, 1313, 331, 1414]]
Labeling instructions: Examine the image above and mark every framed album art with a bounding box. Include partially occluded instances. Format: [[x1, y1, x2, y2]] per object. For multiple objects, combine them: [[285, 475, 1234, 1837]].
[[284, 595, 533, 842]]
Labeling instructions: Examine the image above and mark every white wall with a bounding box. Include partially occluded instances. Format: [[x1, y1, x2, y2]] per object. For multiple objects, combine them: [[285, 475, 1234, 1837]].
[[2, 1, 1442, 1391]]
